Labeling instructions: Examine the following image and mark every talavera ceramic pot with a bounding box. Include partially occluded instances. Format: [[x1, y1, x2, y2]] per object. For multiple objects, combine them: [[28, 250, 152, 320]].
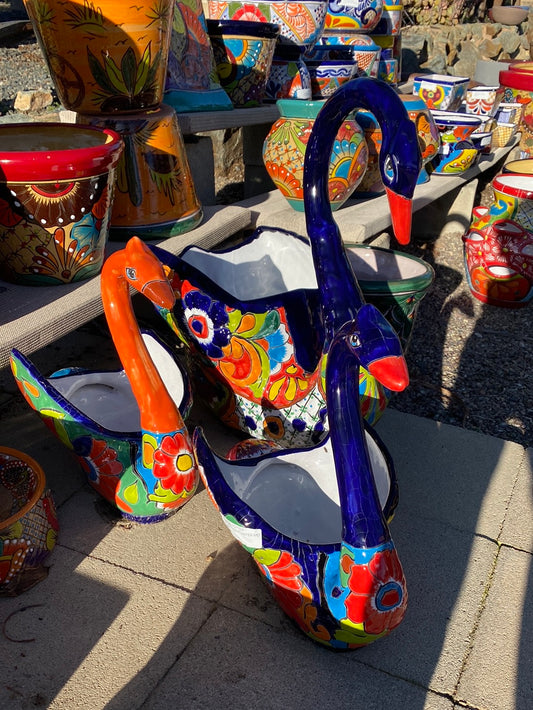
[[345, 244, 435, 350], [23, 0, 174, 114], [0, 122, 123, 285], [207, 19, 280, 107], [413, 74, 469, 112], [263, 98, 369, 211], [462, 175, 533, 307], [207, 0, 328, 49], [325, 0, 384, 33], [76, 104, 203, 240], [0, 447, 58, 596]]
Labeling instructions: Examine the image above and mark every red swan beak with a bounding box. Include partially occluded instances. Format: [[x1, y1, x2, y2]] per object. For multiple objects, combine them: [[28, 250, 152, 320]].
[[142, 280, 176, 310], [368, 355, 409, 392], [385, 187, 413, 246]]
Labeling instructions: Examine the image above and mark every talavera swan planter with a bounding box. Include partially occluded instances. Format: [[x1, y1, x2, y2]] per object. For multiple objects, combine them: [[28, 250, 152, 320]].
[[152, 78, 421, 444], [194, 315, 407, 649], [10, 238, 199, 523]]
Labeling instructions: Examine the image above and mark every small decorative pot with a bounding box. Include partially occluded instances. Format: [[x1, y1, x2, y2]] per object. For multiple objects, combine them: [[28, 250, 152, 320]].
[[76, 104, 202, 240], [431, 140, 479, 175], [463, 203, 533, 308], [400, 95, 440, 183], [377, 57, 398, 85], [23, 0, 174, 114], [465, 85, 503, 117], [498, 69, 533, 157], [319, 33, 381, 75], [492, 122, 518, 149], [0, 122, 123, 285], [502, 158, 533, 175], [325, 0, 384, 33], [495, 102, 524, 126], [470, 131, 493, 155], [431, 110, 482, 142], [262, 99, 368, 211], [207, 0, 328, 49], [306, 59, 358, 98], [207, 19, 280, 107], [413, 74, 469, 111], [371, 3, 403, 35], [0, 447, 59, 596], [492, 174, 533, 232], [265, 45, 312, 101], [344, 244, 435, 350]]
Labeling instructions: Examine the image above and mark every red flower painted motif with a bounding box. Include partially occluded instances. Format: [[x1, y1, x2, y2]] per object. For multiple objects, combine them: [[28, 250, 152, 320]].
[[342, 547, 407, 635], [153, 432, 196, 495], [260, 549, 304, 591]]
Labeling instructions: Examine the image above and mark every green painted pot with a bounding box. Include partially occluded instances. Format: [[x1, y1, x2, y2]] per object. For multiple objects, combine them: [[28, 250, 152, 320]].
[[345, 244, 435, 350]]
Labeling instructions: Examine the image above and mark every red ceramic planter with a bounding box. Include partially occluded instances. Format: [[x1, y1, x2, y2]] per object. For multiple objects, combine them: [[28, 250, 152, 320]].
[[0, 123, 123, 285]]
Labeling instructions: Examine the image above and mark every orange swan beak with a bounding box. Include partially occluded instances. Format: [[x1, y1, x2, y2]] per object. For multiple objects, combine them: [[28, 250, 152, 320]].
[[142, 280, 176, 311]]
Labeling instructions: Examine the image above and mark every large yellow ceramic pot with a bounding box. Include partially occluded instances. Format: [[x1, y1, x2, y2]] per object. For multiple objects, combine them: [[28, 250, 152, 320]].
[[23, 0, 174, 114]]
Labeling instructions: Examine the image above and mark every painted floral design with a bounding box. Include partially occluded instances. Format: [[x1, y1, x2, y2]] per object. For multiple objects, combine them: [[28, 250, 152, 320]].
[[179, 281, 316, 406], [152, 431, 197, 496], [182, 285, 231, 358], [339, 543, 407, 637], [73, 436, 124, 502]]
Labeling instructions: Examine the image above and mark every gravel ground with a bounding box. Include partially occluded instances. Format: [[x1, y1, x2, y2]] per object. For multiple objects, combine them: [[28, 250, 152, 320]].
[[0, 11, 531, 447]]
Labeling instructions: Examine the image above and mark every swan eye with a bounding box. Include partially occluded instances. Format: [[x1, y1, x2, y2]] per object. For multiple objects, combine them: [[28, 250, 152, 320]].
[[126, 267, 137, 280], [350, 334, 361, 348], [383, 154, 395, 182]]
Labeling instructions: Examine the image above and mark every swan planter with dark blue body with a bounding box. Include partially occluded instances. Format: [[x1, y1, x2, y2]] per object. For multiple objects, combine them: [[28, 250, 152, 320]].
[[194, 313, 407, 649], [152, 77, 421, 446]]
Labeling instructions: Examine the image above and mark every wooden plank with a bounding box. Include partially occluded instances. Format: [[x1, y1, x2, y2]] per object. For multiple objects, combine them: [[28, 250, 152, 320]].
[[0, 205, 252, 370]]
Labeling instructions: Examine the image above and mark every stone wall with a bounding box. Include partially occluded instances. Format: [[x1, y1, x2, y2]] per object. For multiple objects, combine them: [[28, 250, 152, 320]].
[[401, 17, 533, 80]]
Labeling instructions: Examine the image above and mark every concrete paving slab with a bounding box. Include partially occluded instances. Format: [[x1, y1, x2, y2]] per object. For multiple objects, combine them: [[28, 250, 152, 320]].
[[456, 545, 533, 710], [58, 486, 248, 602], [143, 606, 455, 710], [376, 410, 524, 541], [219, 505, 499, 697], [0, 546, 213, 710], [500, 448, 533, 553]]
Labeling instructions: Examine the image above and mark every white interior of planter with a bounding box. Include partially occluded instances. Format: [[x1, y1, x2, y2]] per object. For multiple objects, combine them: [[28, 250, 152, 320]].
[[181, 229, 318, 300], [50, 334, 185, 432], [346, 247, 428, 282], [215, 431, 391, 544]]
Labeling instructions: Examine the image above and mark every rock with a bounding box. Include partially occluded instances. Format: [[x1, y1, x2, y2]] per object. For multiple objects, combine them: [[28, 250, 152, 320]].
[[13, 89, 53, 112], [499, 28, 522, 55]]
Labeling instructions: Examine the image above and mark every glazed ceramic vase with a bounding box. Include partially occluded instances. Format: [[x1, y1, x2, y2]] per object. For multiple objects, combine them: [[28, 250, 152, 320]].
[[462, 174, 533, 307], [77, 104, 202, 239], [400, 95, 440, 184], [345, 244, 435, 350], [207, 19, 280, 107], [413, 74, 469, 112], [165, 0, 233, 112], [23, 0, 174, 114], [319, 33, 381, 76], [262, 99, 369, 211], [0, 122, 123, 285], [265, 45, 312, 101], [0, 447, 58, 596], [207, 0, 328, 50], [498, 69, 533, 157], [325, 0, 384, 33]]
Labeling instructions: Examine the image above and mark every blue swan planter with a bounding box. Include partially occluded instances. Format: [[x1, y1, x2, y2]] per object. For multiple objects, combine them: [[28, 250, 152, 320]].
[[152, 77, 421, 445], [194, 309, 407, 649], [10, 237, 199, 523]]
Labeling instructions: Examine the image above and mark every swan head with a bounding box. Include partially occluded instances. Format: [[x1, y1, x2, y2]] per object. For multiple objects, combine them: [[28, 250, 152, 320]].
[[340, 305, 409, 392], [123, 236, 175, 310]]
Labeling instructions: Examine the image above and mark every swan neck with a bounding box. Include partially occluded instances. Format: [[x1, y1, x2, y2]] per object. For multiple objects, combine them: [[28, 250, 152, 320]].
[[101, 252, 182, 434], [326, 330, 389, 549]]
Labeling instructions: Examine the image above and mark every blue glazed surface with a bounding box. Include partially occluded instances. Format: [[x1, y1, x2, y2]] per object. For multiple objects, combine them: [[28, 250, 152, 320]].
[[151, 78, 421, 443], [194, 315, 407, 648]]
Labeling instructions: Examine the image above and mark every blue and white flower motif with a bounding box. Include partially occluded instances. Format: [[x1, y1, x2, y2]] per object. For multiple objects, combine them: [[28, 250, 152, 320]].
[[183, 289, 231, 359]]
